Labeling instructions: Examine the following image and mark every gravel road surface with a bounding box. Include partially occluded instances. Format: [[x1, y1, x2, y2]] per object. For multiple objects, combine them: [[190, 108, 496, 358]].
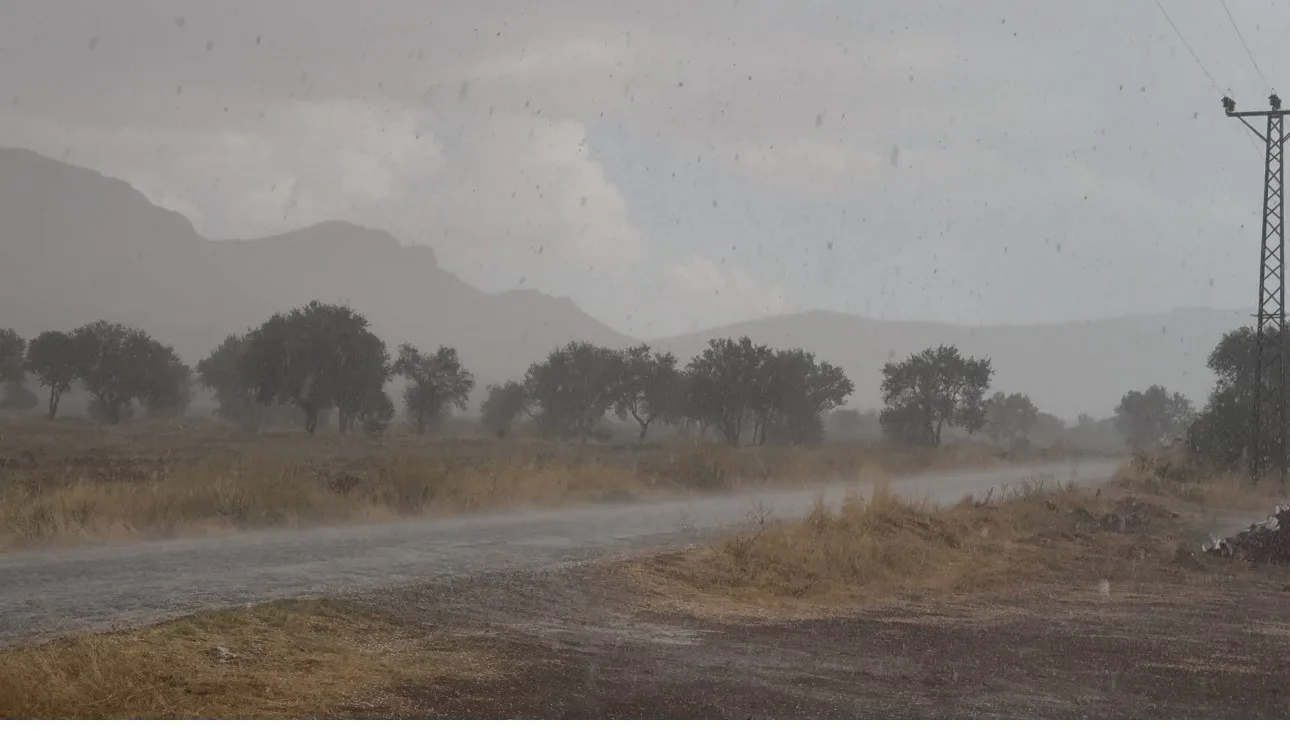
[[0, 459, 1117, 645]]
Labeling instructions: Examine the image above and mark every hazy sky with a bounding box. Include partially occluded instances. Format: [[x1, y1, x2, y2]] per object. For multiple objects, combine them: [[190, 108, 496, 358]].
[[0, 1, 1282, 337]]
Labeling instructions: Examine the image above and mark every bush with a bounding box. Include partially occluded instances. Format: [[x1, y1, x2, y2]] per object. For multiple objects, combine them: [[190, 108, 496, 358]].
[[0, 384, 37, 412], [643, 444, 736, 493]]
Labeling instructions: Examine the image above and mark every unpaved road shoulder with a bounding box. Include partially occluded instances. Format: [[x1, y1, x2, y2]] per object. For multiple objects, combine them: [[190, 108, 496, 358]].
[[0, 460, 1115, 645], [375, 563, 1290, 719]]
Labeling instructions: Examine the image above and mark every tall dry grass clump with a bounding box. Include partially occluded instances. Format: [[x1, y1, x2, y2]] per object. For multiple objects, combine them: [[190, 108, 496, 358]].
[[0, 419, 1072, 549], [0, 599, 499, 719], [1110, 448, 1282, 509], [624, 480, 1187, 618]]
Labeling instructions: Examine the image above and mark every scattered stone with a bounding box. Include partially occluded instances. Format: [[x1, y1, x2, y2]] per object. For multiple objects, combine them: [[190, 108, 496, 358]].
[[1204, 505, 1290, 564], [1171, 545, 1205, 571], [208, 645, 238, 662]]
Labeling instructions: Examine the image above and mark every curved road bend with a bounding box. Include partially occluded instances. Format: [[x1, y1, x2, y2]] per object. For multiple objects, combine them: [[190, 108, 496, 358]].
[[0, 458, 1119, 644]]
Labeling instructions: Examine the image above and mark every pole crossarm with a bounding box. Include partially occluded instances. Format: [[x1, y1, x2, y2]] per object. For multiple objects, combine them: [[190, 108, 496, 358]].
[[1225, 110, 1290, 118]]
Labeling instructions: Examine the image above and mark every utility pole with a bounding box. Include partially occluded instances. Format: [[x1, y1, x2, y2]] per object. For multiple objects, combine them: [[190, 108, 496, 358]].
[[1223, 93, 1287, 489]]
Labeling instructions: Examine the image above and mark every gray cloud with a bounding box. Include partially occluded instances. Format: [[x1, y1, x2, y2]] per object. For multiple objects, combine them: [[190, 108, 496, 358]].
[[0, 0, 1277, 337]]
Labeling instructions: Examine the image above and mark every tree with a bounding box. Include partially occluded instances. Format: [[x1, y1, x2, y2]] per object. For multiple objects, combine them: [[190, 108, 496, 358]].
[[1062, 413, 1124, 452], [143, 354, 192, 419], [525, 341, 623, 442], [72, 320, 187, 424], [830, 408, 863, 438], [358, 388, 395, 437], [1114, 385, 1194, 451], [0, 329, 37, 412], [391, 344, 475, 434], [685, 337, 773, 446], [0, 382, 38, 411], [614, 345, 683, 443], [24, 330, 80, 419], [243, 301, 390, 434], [1186, 325, 1283, 470], [480, 381, 528, 438], [984, 392, 1040, 444], [754, 348, 854, 446], [525, 341, 624, 442], [0, 329, 24, 386], [828, 408, 881, 441], [879, 345, 993, 446], [197, 334, 261, 432], [1030, 411, 1070, 447]]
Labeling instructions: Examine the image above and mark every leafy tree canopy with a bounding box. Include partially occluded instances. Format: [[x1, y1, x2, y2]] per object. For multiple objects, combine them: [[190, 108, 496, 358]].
[[392, 344, 475, 434], [879, 345, 992, 447], [243, 301, 390, 434]]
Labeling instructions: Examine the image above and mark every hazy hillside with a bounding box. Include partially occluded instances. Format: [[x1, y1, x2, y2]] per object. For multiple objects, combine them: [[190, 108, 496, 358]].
[[0, 148, 1247, 419], [0, 147, 633, 389], [651, 308, 1245, 419]]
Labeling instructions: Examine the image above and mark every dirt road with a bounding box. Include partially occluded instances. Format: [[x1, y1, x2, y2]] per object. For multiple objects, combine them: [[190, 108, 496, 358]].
[[0, 459, 1116, 645]]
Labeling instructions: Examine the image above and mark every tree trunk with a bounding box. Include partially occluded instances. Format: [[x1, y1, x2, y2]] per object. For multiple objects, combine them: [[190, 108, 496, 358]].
[[416, 412, 426, 435], [337, 406, 357, 434], [638, 422, 649, 443], [47, 389, 60, 420], [722, 420, 740, 447], [304, 406, 319, 435]]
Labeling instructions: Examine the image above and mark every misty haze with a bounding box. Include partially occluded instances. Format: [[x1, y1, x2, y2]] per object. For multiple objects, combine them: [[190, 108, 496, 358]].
[[1, 0, 1288, 720]]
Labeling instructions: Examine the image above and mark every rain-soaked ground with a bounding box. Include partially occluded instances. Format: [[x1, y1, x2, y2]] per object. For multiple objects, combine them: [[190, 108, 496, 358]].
[[0, 460, 1113, 645], [354, 561, 1290, 719]]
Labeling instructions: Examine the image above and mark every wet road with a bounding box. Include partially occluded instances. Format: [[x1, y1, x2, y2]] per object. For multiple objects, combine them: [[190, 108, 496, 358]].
[[0, 459, 1118, 645]]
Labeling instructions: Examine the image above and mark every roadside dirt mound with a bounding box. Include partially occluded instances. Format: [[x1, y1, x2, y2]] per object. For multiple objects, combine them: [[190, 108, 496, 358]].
[[1205, 505, 1290, 564]]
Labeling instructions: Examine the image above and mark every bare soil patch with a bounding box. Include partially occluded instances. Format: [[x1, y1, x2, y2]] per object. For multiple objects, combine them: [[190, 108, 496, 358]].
[[380, 562, 1290, 719]]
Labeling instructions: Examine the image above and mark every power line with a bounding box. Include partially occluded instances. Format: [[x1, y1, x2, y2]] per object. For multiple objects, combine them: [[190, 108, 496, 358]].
[[1153, 0, 1223, 93], [1221, 0, 1270, 90], [1154, 0, 1260, 153]]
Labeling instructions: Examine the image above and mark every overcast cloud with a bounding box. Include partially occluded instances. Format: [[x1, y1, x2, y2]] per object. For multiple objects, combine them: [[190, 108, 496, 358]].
[[0, 0, 1281, 337]]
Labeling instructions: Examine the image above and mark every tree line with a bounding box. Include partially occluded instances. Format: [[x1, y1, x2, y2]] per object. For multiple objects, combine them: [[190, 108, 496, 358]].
[[204, 302, 863, 444], [481, 337, 856, 446], [3, 300, 1270, 465], [0, 323, 190, 422], [0, 302, 854, 445], [0, 302, 1017, 450]]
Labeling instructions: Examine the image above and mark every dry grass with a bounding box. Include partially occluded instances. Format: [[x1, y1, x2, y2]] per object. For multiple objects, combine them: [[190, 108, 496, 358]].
[[0, 599, 500, 719], [621, 480, 1191, 620], [1110, 449, 1284, 510], [0, 417, 1069, 549]]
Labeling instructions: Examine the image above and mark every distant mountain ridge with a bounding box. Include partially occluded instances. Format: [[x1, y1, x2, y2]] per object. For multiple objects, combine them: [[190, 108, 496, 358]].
[[0, 148, 1243, 418], [0, 147, 632, 392]]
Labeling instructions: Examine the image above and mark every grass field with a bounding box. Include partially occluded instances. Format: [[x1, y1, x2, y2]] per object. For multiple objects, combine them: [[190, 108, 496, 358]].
[[0, 416, 1073, 549]]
